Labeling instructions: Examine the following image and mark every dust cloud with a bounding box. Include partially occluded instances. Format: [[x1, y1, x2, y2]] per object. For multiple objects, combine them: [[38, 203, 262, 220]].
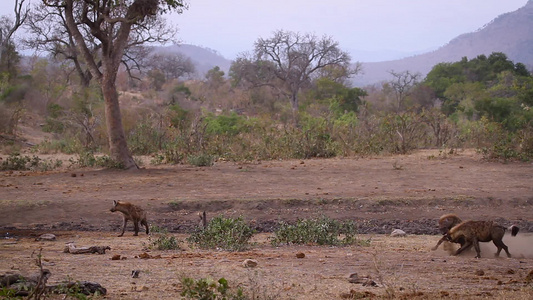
[[502, 233, 533, 259]]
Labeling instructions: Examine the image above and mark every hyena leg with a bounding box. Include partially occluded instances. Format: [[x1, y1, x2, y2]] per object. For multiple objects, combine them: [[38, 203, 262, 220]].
[[432, 236, 448, 251], [472, 237, 482, 258], [493, 239, 511, 258], [133, 221, 140, 236], [119, 218, 128, 237], [454, 241, 473, 256], [142, 219, 149, 234]]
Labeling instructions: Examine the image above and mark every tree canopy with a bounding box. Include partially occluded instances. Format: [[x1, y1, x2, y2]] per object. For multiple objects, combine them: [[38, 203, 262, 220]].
[[423, 52, 533, 129], [230, 30, 356, 121]]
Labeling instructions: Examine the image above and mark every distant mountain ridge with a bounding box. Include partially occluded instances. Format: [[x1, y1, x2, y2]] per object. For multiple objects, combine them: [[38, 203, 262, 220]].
[[155, 1, 533, 87], [152, 44, 232, 78], [354, 0, 533, 86]]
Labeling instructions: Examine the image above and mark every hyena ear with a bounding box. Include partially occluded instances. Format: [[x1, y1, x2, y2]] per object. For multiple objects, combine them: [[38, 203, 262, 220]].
[[113, 200, 118, 206]]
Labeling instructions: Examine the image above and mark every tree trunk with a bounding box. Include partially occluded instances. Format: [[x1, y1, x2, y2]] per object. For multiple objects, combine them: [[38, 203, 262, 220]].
[[102, 75, 137, 169], [290, 92, 299, 126]]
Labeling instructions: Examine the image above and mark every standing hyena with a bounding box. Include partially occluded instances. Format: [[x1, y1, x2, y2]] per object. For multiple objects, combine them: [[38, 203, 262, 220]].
[[432, 214, 463, 251], [110, 200, 149, 237], [445, 220, 519, 258]]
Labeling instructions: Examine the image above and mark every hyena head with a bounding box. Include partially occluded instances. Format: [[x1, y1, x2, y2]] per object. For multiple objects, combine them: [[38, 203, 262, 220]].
[[110, 200, 119, 212], [439, 214, 462, 235]]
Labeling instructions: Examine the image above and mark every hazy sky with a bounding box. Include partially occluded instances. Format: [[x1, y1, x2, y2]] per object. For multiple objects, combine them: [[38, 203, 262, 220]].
[[0, 0, 529, 61]]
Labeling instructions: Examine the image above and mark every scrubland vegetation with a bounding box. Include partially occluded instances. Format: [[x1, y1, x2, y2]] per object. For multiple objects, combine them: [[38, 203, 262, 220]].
[[1, 50, 532, 168], [0, 2, 531, 168]]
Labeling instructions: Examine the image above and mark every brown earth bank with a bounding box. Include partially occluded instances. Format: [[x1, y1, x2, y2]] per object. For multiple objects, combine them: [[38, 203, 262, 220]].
[[1, 149, 533, 299], [1, 149, 532, 235]]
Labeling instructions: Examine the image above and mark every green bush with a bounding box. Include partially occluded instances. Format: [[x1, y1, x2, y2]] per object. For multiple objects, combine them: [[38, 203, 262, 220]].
[[186, 216, 255, 251], [41, 118, 65, 134], [0, 287, 21, 299], [128, 122, 164, 155], [151, 234, 179, 251], [180, 277, 245, 300], [68, 151, 124, 169], [163, 147, 185, 164], [204, 112, 249, 136], [42, 103, 65, 133], [36, 139, 83, 155], [168, 103, 190, 129], [0, 154, 63, 171], [270, 216, 362, 246], [187, 154, 215, 167], [148, 226, 180, 250]]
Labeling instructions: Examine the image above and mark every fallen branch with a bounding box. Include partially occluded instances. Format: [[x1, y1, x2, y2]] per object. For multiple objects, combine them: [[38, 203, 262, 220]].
[[63, 243, 111, 254]]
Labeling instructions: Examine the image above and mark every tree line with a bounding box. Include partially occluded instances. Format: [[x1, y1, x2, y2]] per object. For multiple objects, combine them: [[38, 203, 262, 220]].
[[1, 0, 532, 167]]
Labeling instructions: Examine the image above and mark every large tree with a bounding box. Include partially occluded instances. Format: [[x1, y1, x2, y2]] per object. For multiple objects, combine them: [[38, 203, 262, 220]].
[[41, 0, 186, 169], [385, 70, 421, 112], [231, 30, 356, 121], [0, 0, 28, 78], [28, 2, 177, 87]]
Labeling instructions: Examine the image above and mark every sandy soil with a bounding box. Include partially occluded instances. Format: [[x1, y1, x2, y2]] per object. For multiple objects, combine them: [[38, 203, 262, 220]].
[[1, 149, 533, 299]]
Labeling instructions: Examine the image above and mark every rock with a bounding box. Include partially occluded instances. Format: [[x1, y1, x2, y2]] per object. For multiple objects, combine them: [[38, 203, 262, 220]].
[[362, 279, 379, 287], [348, 273, 376, 285], [242, 259, 258, 268], [348, 273, 361, 283], [475, 269, 485, 276], [390, 229, 406, 237], [36, 233, 56, 241], [295, 252, 305, 259], [111, 255, 121, 260]]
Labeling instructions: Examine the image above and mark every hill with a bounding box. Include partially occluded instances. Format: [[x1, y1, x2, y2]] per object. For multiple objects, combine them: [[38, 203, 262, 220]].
[[152, 44, 232, 78], [354, 0, 533, 86]]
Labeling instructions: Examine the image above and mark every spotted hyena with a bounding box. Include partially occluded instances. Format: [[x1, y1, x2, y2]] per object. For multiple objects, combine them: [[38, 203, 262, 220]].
[[110, 200, 149, 237], [432, 214, 463, 251], [445, 220, 519, 258]]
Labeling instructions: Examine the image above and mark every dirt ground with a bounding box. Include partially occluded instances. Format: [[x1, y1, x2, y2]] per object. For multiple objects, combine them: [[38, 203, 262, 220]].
[[1, 149, 533, 299]]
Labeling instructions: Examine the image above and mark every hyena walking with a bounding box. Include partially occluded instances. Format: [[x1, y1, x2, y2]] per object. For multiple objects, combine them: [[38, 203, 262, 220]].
[[432, 214, 463, 251], [445, 220, 519, 258], [110, 200, 149, 237]]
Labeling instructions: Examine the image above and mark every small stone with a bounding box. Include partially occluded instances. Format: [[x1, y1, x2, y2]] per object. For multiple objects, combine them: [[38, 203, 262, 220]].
[[475, 269, 485, 276], [36, 233, 56, 241], [295, 252, 305, 259], [362, 279, 378, 287], [242, 259, 258, 268], [111, 254, 121, 260], [390, 229, 406, 237]]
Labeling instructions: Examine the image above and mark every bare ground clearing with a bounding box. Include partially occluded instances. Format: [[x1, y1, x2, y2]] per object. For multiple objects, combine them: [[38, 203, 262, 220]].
[[1, 149, 533, 299]]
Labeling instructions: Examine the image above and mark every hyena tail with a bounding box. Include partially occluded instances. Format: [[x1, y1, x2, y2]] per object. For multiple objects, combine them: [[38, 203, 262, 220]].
[[509, 225, 519, 237]]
